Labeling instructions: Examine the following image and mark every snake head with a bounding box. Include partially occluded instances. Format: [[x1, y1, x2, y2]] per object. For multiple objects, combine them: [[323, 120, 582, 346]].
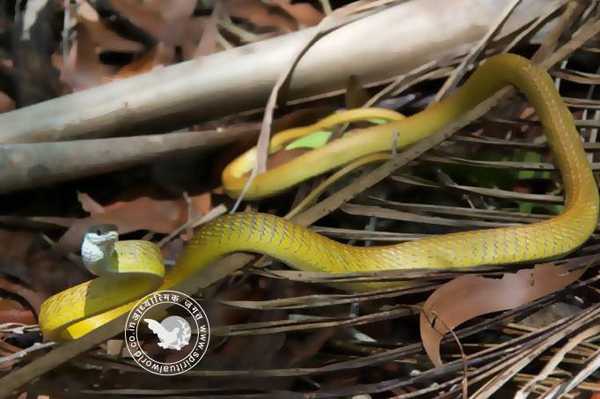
[[84, 224, 119, 243], [81, 224, 119, 275]]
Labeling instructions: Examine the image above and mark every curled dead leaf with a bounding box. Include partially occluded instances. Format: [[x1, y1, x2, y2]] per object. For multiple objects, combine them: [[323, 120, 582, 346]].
[[0, 299, 36, 325], [419, 263, 585, 367], [57, 193, 212, 252]]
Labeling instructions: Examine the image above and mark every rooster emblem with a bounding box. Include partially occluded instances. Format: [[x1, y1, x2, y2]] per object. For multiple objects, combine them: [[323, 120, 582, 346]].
[[144, 316, 192, 351]]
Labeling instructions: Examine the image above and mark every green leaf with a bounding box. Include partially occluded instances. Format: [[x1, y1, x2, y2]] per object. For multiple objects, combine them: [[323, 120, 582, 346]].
[[516, 150, 551, 180], [367, 118, 389, 125], [285, 130, 333, 150]]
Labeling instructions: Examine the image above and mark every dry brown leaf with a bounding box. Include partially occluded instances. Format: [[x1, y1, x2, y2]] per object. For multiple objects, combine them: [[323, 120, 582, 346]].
[[266, 148, 310, 170], [0, 230, 40, 283], [194, 0, 223, 57], [0, 278, 44, 315], [420, 264, 585, 367], [345, 75, 370, 108], [0, 91, 15, 113], [54, 24, 115, 91], [58, 193, 212, 252], [53, 0, 149, 91], [0, 229, 85, 305], [269, 0, 324, 27], [110, 0, 197, 45], [182, 17, 209, 59], [109, 0, 172, 42], [224, 0, 298, 32], [115, 43, 174, 78], [77, 0, 144, 52], [146, 0, 197, 22], [0, 299, 36, 325], [0, 59, 13, 72], [77, 192, 104, 214]]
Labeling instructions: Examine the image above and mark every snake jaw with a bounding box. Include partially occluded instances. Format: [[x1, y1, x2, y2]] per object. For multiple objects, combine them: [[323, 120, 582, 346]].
[[81, 225, 119, 275]]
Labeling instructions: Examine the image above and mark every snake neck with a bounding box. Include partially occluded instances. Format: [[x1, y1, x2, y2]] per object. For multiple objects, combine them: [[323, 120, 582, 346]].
[[81, 232, 119, 276]]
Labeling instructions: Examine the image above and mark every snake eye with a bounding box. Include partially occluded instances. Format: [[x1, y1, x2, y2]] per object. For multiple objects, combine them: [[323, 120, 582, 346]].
[[88, 224, 118, 237]]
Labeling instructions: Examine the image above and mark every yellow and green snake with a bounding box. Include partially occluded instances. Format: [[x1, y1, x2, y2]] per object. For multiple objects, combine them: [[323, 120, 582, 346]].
[[39, 54, 599, 341]]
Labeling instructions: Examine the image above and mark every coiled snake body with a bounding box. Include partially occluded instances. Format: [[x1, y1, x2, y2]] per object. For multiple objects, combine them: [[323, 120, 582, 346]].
[[39, 54, 599, 341]]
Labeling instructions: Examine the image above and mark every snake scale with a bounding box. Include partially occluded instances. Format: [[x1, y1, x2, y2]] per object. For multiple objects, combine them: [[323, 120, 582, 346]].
[[39, 54, 599, 341]]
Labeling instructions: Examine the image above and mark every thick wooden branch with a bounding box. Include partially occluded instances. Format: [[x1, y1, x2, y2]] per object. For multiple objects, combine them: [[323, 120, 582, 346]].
[[0, 0, 561, 144], [0, 125, 258, 193]]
